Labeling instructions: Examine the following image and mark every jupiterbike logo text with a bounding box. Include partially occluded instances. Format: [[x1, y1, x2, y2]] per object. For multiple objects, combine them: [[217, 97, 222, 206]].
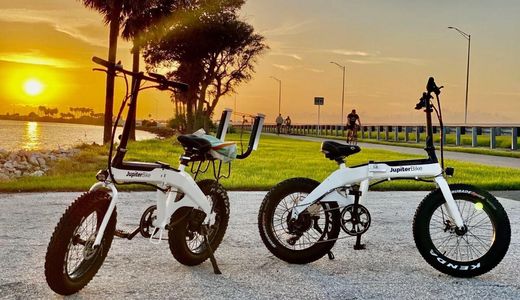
[[126, 171, 152, 178], [429, 249, 480, 270], [389, 166, 423, 173]]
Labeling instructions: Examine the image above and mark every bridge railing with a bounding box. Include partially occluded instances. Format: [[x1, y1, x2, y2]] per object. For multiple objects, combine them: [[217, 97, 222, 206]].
[[259, 124, 519, 150]]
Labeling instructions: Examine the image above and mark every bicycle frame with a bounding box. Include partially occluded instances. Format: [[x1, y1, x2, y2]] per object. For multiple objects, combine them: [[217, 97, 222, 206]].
[[292, 79, 465, 229], [88, 56, 265, 247], [291, 159, 464, 228]]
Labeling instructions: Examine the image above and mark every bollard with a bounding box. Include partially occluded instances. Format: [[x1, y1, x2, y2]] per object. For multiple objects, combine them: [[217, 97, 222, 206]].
[[512, 127, 518, 150], [472, 127, 478, 147], [490, 127, 496, 149], [456, 127, 461, 146]]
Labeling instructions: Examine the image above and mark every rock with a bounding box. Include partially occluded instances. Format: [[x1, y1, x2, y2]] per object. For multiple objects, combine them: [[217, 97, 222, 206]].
[[48, 155, 57, 161], [14, 170, 22, 177], [37, 157, 46, 167], [28, 155, 40, 166], [30, 170, 44, 177], [16, 162, 30, 170], [0, 173, 9, 181], [4, 161, 14, 170]]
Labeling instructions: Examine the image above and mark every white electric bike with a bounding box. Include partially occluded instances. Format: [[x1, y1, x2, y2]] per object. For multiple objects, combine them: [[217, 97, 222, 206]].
[[45, 57, 265, 295], [258, 78, 511, 277]]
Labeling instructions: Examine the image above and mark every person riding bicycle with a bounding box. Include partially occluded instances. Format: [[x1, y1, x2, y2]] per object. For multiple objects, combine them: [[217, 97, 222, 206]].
[[285, 115, 292, 134], [346, 109, 361, 143]]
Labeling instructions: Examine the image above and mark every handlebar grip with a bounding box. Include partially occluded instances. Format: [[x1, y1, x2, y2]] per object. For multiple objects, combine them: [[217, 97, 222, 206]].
[[92, 56, 122, 70], [148, 72, 189, 91], [427, 77, 441, 95]]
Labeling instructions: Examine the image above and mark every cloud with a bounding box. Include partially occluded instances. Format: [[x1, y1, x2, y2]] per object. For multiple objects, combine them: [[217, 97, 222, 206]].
[[261, 20, 313, 36], [305, 68, 324, 73], [347, 59, 382, 65], [269, 52, 303, 61], [0, 51, 77, 68], [329, 49, 371, 57], [0, 8, 107, 48], [272, 64, 293, 71]]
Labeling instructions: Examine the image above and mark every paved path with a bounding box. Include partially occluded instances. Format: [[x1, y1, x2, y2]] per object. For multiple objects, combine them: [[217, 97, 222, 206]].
[[1, 191, 519, 299], [271, 133, 520, 169]]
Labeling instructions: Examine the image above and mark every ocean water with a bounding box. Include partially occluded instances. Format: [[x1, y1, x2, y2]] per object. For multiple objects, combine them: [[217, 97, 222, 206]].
[[0, 120, 156, 151]]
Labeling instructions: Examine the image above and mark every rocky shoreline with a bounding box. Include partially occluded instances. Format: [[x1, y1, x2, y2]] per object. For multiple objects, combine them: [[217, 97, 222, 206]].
[[0, 148, 79, 180]]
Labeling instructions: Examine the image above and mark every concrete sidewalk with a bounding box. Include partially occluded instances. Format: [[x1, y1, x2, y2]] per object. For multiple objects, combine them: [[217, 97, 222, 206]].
[[1, 191, 519, 299], [272, 133, 520, 169]]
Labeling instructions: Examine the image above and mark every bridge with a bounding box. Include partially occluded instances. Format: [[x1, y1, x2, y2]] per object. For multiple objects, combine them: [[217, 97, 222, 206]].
[[262, 123, 520, 150]]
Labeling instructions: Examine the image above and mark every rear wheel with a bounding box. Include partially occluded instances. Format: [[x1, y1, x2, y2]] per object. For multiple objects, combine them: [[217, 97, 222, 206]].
[[168, 179, 230, 266], [413, 184, 510, 277], [45, 191, 116, 295], [258, 177, 341, 264]]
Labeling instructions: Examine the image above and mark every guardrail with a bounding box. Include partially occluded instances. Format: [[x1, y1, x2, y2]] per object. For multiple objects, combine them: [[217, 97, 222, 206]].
[[261, 124, 519, 150]]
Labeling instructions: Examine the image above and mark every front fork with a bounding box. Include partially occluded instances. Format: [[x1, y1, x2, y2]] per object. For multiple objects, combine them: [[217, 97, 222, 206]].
[[434, 176, 465, 228], [89, 182, 118, 247]]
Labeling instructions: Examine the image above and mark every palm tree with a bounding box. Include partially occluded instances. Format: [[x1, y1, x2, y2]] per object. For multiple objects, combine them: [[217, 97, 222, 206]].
[[80, 1, 176, 141], [80, 0, 123, 144], [120, 1, 177, 140]]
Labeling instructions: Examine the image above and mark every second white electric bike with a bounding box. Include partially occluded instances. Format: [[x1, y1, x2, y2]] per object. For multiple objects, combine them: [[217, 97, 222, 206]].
[[258, 78, 511, 277]]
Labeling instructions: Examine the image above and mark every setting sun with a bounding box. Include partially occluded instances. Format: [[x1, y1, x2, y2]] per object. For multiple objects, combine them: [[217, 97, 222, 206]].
[[23, 78, 44, 96]]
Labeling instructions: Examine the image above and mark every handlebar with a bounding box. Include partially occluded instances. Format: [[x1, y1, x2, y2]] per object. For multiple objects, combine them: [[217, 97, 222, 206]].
[[415, 77, 444, 110], [92, 56, 189, 92]]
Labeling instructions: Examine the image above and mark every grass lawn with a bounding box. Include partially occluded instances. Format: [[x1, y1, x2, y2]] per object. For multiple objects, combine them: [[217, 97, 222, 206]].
[[1, 134, 519, 192]]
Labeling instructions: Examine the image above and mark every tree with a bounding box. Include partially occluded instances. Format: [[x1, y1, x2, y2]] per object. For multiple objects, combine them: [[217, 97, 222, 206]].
[[143, 0, 267, 132], [80, 1, 180, 141], [80, 0, 123, 144], [119, 0, 180, 140]]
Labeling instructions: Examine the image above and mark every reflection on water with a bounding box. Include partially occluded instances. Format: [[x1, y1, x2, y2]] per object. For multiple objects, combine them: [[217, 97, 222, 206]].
[[24, 122, 40, 150], [0, 120, 157, 151]]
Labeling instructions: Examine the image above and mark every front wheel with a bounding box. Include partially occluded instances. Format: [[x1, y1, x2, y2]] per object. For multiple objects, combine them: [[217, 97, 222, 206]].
[[258, 177, 341, 264], [168, 179, 230, 266], [44, 191, 116, 295], [413, 184, 510, 277]]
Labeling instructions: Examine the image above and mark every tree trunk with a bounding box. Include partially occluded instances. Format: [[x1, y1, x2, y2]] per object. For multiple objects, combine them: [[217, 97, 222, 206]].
[[129, 42, 139, 141], [103, 0, 123, 144]]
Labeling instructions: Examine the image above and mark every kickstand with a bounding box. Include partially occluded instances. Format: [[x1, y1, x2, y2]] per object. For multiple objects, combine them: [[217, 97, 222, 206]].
[[327, 251, 335, 260], [353, 234, 366, 250], [202, 226, 222, 274]]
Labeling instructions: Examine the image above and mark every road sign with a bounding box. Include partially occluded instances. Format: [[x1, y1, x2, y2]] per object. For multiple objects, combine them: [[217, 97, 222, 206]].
[[314, 97, 324, 105]]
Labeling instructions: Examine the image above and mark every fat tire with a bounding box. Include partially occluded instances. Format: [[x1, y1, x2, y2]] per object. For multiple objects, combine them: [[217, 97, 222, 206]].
[[258, 177, 341, 264], [413, 184, 510, 277], [44, 190, 116, 295], [168, 179, 230, 266]]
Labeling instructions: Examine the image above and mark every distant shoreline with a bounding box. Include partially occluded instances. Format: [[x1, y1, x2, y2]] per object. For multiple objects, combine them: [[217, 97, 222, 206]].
[[0, 115, 104, 126]]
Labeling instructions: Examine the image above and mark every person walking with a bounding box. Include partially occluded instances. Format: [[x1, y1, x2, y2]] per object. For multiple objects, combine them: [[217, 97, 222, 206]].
[[346, 109, 361, 144], [285, 115, 292, 134], [276, 114, 284, 135]]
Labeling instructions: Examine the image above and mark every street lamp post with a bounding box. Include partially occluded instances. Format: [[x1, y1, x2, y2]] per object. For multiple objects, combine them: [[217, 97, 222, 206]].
[[330, 61, 346, 125], [448, 26, 471, 124], [270, 76, 282, 115]]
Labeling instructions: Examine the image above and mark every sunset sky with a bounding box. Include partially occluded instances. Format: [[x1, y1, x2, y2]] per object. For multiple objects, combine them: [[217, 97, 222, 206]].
[[0, 0, 519, 125]]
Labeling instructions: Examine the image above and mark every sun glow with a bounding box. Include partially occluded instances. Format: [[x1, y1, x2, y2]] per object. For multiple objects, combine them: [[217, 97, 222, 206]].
[[23, 79, 44, 96]]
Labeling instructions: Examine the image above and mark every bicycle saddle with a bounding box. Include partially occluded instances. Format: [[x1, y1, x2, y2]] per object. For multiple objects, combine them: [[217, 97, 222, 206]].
[[177, 134, 212, 153], [321, 141, 360, 161]]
